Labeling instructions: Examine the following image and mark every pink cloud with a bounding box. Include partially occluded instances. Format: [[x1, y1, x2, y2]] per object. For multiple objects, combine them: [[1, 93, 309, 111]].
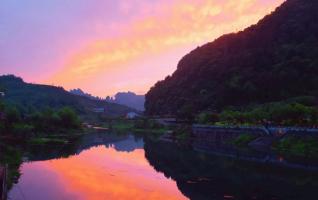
[[47, 0, 284, 96]]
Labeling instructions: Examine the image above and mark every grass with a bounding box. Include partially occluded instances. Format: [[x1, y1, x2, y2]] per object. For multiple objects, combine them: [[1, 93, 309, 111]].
[[29, 137, 68, 145], [108, 119, 170, 136], [111, 120, 134, 130], [231, 134, 257, 147], [273, 136, 318, 158], [134, 128, 168, 135]]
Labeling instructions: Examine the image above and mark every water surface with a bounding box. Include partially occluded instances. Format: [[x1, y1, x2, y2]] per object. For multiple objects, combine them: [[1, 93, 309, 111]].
[[9, 134, 187, 200], [8, 133, 318, 200]]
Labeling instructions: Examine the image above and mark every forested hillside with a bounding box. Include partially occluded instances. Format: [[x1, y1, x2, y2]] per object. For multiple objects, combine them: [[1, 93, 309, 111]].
[[145, 0, 318, 115], [0, 75, 134, 117]]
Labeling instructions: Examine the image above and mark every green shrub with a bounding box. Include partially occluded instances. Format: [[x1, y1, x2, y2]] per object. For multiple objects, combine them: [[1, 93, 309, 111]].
[[173, 125, 192, 141], [134, 119, 164, 130], [57, 107, 81, 129], [217, 102, 318, 126], [12, 123, 34, 137], [197, 112, 219, 124], [232, 134, 257, 147], [273, 136, 318, 158]]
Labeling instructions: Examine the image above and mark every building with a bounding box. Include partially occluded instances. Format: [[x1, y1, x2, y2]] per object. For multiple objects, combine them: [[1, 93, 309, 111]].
[[126, 112, 140, 119], [92, 108, 105, 113]]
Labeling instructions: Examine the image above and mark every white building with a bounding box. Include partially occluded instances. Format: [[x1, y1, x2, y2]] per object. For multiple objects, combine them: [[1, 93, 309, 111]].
[[126, 112, 140, 119]]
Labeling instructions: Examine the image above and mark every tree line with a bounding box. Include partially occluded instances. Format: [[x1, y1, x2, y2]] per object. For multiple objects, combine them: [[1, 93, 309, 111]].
[[0, 100, 81, 139]]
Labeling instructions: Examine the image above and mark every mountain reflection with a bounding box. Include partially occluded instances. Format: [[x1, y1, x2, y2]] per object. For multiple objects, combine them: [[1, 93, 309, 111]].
[[144, 139, 318, 200], [25, 133, 144, 162]]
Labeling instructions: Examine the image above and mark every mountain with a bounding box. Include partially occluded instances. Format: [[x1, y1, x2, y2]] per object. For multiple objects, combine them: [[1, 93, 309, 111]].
[[0, 75, 135, 117], [69, 89, 145, 111], [106, 92, 145, 111], [145, 0, 318, 115], [69, 88, 102, 100]]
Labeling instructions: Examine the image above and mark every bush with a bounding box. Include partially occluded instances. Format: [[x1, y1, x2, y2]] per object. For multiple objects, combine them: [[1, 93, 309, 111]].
[[177, 104, 195, 122], [12, 123, 34, 138], [3, 107, 21, 130], [219, 110, 247, 125], [57, 107, 81, 129], [173, 125, 192, 141], [134, 119, 164, 130], [197, 112, 219, 124], [232, 134, 257, 147], [273, 136, 318, 158], [218, 102, 318, 126], [1, 105, 81, 137]]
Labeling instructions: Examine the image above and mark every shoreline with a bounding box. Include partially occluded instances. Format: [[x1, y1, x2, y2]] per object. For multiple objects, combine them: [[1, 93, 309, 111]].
[[192, 124, 318, 136]]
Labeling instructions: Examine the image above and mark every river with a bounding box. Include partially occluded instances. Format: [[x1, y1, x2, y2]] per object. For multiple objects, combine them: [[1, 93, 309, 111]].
[[7, 132, 318, 200]]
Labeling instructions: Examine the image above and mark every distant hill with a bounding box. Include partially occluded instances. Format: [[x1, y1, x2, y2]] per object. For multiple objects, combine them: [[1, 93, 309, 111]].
[[69, 88, 102, 101], [146, 0, 318, 115], [106, 92, 145, 111], [69, 89, 145, 111], [0, 75, 135, 117]]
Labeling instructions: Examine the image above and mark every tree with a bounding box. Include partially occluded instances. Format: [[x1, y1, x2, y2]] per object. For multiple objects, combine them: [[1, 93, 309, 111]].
[[177, 104, 195, 123], [57, 107, 81, 129], [197, 112, 219, 124], [4, 107, 21, 130]]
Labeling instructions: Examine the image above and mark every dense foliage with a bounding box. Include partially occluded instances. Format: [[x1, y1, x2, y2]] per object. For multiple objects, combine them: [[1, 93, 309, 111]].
[[0, 144, 22, 189], [146, 0, 318, 116], [273, 135, 318, 158], [196, 97, 318, 126], [219, 103, 318, 126], [0, 103, 81, 138]]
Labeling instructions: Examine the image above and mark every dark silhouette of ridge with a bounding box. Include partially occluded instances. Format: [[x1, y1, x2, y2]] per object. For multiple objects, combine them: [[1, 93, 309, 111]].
[[145, 0, 318, 115]]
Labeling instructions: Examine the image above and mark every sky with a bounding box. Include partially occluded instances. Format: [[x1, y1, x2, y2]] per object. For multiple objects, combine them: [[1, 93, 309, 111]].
[[0, 0, 284, 97]]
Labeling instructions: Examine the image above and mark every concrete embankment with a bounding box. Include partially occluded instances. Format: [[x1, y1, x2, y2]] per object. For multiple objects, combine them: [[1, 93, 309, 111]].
[[192, 124, 318, 136], [157, 117, 318, 147], [156, 118, 318, 136], [192, 124, 318, 148], [159, 122, 318, 170]]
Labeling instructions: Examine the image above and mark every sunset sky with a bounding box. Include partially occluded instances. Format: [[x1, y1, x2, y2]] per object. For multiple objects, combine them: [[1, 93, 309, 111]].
[[0, 0, 284, 97]]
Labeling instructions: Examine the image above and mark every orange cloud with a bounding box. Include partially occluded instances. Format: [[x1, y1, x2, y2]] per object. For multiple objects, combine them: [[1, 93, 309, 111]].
[[42, 146, 186, 200], [48, 0, 284, 95]]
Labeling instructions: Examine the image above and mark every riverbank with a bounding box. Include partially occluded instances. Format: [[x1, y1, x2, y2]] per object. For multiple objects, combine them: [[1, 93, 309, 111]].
[[88, 119, 171, 136], [0, 165, 7, 200], [155, 120, 318, 161], [192, 124, 318, 136]]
